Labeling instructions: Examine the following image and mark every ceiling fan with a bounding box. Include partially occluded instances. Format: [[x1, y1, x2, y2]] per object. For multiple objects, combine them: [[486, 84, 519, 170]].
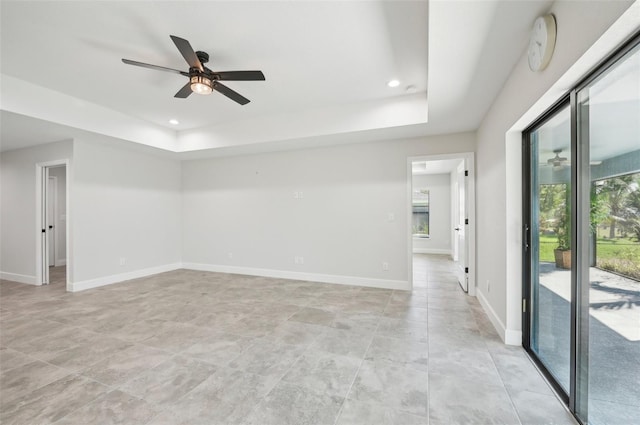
[[122, 35, 265, 105], [546, 149, 602, 169], [547, 149, 568, 168]]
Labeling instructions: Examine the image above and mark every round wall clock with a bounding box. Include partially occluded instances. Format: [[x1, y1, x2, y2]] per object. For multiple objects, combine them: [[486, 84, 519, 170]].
[[528, 14, 557, 72]]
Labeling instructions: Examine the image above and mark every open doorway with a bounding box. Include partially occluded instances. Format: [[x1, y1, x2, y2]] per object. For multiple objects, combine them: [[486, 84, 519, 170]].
[[36, 161, 69, 288], [408, 153, 475, 295]]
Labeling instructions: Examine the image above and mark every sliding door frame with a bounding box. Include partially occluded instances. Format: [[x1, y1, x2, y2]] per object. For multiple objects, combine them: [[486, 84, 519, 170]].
[[522, 94, 573, 407]]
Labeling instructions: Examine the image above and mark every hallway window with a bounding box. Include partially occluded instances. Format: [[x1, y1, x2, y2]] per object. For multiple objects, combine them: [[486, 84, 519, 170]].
[[412, 189, 429, 237]]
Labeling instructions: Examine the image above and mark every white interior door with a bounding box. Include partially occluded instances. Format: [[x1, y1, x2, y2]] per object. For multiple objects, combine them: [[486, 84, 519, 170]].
[[453, 180, 460, 262], [455, 161, 468, 292], [40, 167, 50, 284], [47, 176, 56, 267]]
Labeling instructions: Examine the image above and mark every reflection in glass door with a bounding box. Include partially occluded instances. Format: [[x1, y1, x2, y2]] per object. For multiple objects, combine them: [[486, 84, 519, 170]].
[[527, 104, 572, 396]]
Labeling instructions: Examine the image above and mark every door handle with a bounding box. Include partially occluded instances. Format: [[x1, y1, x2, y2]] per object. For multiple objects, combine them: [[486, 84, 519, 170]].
[[454, 227, 460, 231], [48, 225, 54, 229], [524, 224, 529, 250]]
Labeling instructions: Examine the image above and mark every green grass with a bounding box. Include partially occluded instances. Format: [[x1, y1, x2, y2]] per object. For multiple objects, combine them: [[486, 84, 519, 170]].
[[539, 235, 557, 263], [537, 234, 640, 280]]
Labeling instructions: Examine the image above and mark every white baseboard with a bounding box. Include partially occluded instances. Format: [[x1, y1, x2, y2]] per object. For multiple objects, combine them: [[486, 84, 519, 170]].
[[55, 259, 67, 267], [504, 328, 523, 345], [182, 262, 410, 291], [69, 263, 182, 292], [0, 271, 38, 285], [412, 248, 451, 255], [476, 289, 521, 346]]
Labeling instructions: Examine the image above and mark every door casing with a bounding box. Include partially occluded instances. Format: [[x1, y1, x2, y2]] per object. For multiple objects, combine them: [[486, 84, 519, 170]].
[[407, 152, 475, 295]]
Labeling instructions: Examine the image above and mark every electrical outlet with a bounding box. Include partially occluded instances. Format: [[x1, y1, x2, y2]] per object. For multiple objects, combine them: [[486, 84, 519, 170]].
[[382, 262, 389, 271], [228, 252, 233, 259], [294, 191, 299, 199], [119, 257, 126, 266], [294, 256, 304, 265], [387, 213, 395, 222]]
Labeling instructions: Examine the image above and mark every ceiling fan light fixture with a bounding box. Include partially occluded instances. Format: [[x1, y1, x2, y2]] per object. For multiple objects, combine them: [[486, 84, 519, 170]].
[[190, 75, 213, 95]]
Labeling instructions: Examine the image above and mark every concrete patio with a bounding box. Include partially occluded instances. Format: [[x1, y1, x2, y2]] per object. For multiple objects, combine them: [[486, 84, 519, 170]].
[[537, 263, 640, 425]]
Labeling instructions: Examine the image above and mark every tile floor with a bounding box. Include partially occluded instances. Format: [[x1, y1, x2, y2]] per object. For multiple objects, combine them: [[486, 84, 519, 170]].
[[0, 256, 576, 424]]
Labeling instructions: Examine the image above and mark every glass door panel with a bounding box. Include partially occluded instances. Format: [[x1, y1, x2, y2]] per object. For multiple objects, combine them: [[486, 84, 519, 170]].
[[529, 104, 572, 394], [577, 42, 640, 425]]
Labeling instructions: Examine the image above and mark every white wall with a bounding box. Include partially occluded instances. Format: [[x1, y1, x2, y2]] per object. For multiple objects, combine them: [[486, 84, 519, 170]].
[[412, 173, 451, 255], [0, 140, 73, 284], [182, 133, 475, 289], [48, 166, 67, 266], [476, 0, 635, 343], [71, 137, 182, 290]]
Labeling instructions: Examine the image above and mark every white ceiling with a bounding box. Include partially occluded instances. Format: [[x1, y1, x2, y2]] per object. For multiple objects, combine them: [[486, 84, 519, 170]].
[[0, 0, 553, 156]]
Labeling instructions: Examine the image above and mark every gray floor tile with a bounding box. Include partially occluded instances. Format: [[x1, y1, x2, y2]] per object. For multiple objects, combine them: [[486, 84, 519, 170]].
[[281, 348, 361, 397], [510, 390, 576, 425], [310, 327, 374, 359], [428, 347, 504, 388], [330, 312, 381, 333], [365, 335, 429, 371], [0, 360, 70, 406], [349, 359, 430, 417], [139, 321, 212, 353], [119, 355, 216, 405], [228, 339, 306, 379], [180, 332, 254, 366], [336, 399, 429, 425], [152, 367, 277, 424], [0, 374, 108, 425], [9, 326, 100, 361], [428, 372, 520, 425], [244, 381, 344, 425], [376, 317, 428, 343], [288, 307, 336, 326], [262, 321, 326, 347], [45, 336, 132, 372], [492, 350, 555, 397], [383, 304, 429, 323], [80, 344, 172, 387], [0, 347, 35, 372], [54, 390, 160, 425]]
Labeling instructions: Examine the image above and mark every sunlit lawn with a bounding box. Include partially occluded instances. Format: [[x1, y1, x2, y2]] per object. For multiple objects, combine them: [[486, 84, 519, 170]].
[[539, 234, 640, 280]]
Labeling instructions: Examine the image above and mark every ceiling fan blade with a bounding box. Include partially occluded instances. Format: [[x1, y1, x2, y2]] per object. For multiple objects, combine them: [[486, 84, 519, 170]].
[[215, 71, 265, 81], [174, 82, 193, 98], [213, 82, 250, 105], [170, 35, 203, 71], [122, 59, 188, 76]]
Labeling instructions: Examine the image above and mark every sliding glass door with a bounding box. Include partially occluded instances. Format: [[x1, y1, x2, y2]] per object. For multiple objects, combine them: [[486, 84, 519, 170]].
[[574, 40, 640, 425], [524, 35, 640, 424], [527, 103, 572, 397]]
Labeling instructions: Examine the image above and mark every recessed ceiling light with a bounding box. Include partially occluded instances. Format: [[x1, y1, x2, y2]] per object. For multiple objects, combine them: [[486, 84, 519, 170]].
[[169, 119, 179, 125], [387, 79, 400, 88]]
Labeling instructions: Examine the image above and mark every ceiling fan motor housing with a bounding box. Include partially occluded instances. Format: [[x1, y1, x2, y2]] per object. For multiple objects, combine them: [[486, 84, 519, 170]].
[[196, 51, 209, 64]]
